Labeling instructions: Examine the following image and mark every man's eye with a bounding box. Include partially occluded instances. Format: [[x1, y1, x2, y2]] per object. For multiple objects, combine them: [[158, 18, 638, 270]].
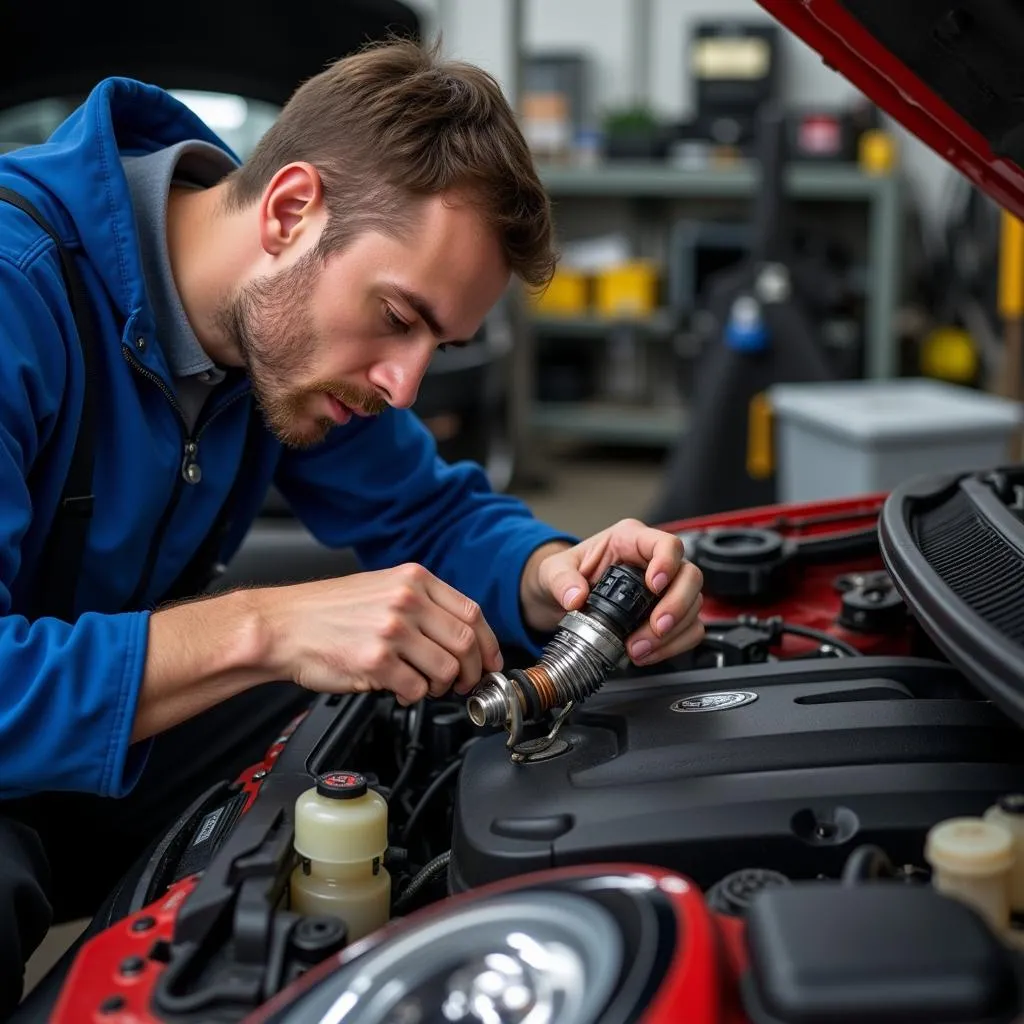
[[384, 305, 410, 334]]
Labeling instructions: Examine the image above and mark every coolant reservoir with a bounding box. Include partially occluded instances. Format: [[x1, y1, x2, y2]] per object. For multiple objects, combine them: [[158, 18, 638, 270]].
[[290, 771, 391, 942], [985, 796, 1024, 914], [925, 817, 1014, 934]]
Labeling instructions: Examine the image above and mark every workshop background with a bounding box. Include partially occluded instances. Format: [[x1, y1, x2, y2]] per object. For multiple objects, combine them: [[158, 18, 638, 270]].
[[397, 0, 1023, 536], [3, 0, 1018, 546], [11, 0, 1024, 994]]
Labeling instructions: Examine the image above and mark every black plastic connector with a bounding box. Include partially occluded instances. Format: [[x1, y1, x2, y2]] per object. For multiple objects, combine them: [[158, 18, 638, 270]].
[[585, 563, 658, 637]]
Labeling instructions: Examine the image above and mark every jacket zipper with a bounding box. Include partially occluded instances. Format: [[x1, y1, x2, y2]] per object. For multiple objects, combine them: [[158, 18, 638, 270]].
[[121, 345, 251, 608]]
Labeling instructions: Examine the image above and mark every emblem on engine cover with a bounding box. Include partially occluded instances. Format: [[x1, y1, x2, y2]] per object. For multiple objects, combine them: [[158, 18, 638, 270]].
[[670, 691, 758, 713]]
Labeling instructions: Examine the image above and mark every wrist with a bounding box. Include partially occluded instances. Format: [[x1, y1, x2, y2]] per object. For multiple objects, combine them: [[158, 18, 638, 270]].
[[520, 540, 573, 634], [241, 587, 293, 680]]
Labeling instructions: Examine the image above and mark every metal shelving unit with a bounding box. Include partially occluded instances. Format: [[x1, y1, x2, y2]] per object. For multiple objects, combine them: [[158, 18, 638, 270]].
[[512, 159, 904, 456], [531, 309, 677, 339], [495, 1, 905, 476], [532, 401, 689, 446], [541, 161, 892, 199], [537, 160, 904, 379]]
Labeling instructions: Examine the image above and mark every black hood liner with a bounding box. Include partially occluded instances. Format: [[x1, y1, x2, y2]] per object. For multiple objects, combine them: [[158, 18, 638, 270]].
[[839, 0, 1024, 168], [0, 0, 421, 110]]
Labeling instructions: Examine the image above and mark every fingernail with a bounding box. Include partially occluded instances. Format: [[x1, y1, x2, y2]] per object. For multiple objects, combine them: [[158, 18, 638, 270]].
[[652, 573, 669, 593], [495, 651, 504, 670], [631, 640, 652, 661], [564, 587, 582, 607], [656, 614, 674, 635]]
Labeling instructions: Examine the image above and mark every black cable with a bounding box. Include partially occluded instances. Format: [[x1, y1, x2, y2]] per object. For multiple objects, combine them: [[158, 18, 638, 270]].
[[393, 850, 452, 915], [387, 704, 426, 809], [703, 617, 861, 658], [841, 844, 896, 885], [400, 758, 463, 848], [780, 622, 861, 658]]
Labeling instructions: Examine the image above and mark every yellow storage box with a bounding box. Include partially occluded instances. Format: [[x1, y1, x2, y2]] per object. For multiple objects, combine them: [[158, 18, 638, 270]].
[[528, 268, 589, 316], [594, 261, 659, 318]]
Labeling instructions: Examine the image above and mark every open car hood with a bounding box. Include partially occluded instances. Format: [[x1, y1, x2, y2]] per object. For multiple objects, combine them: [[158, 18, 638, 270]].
[[755, 0, 1024, 221], [0, 0, 420, 110]]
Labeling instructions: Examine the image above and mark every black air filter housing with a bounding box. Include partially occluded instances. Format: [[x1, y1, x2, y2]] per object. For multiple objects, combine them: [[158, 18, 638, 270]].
[[880, 465, 1024, 726]]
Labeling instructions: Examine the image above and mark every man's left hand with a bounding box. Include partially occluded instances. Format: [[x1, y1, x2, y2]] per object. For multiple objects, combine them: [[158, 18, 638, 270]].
[[520, 519, 704, 667]]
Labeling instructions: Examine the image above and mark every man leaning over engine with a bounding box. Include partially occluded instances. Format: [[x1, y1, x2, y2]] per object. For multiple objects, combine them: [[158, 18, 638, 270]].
[[0, 39, 703, 1011]]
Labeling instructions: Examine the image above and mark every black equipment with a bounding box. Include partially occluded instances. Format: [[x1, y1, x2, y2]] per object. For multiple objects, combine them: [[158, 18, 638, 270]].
[[648, 102, 842, 522]]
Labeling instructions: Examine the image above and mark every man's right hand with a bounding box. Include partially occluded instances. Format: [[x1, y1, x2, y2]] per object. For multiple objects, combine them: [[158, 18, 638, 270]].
[[254, 563, 503, 705], [134, 564, 503, 743]]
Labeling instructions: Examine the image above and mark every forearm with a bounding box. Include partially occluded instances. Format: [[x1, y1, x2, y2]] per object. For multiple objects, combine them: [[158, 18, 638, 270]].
[[133, 589, 276, 742]]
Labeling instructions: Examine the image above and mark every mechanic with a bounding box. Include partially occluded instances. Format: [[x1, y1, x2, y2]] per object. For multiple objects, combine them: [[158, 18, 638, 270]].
[[0, 38, 704, 1012]]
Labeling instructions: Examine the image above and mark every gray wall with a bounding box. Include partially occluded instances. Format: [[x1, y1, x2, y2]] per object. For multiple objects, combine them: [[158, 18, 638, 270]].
[[409, 0, 958, 241]]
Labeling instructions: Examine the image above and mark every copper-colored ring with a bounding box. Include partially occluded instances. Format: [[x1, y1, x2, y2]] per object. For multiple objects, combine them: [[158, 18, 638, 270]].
[[523, 665, 557, 712]]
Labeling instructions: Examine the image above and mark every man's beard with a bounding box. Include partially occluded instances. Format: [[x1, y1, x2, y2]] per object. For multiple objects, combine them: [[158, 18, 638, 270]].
[[215, 253, 386, 449]]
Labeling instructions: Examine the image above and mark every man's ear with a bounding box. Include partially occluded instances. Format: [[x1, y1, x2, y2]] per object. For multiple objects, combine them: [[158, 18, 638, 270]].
[[258, 162, 325, 256]]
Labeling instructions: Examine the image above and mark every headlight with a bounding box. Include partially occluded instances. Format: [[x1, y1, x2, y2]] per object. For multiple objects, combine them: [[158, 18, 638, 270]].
[[247, 866, 725, 1024], [259, 892, 620, 1024]]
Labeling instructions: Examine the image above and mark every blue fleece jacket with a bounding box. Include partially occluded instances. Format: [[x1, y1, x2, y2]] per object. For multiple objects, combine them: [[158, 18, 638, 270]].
[[0, 78, 573, 800]]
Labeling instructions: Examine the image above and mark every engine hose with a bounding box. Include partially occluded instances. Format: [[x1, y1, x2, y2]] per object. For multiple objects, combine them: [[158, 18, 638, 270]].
[[703, 617, 862, 658], [387, 703, 426, 808], [793, 526, 879, 563], [400, 758, 463, 848], [841, 844, 897, 885], [393, 850, 452, 915]]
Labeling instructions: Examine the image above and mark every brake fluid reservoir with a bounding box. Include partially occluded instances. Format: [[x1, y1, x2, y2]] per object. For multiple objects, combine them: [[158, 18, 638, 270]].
[[925, 817, 1014, 933], [985, 796, 1024, 913], [290, 771, 391, 942]]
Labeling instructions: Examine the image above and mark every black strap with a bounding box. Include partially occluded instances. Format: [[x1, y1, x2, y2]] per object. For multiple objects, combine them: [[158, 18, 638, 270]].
[[0, 187, 97, 622]]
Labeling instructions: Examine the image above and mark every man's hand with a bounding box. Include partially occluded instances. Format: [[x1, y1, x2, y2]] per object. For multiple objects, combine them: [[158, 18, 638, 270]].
[[256, 564, 504, 704], [520, 519, 704, 666], [134, 563, 502, 743]]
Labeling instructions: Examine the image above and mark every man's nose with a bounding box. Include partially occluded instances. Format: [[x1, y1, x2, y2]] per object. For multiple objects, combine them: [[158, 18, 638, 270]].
[[368, 355, 430, 410]]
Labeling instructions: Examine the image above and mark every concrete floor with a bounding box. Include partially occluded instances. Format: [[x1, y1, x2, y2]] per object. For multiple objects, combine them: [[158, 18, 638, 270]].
[[511, 444, 665, 537], [21, 445, 666, 1000]]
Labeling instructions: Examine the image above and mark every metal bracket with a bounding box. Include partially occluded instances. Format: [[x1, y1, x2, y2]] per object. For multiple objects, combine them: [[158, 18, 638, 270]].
[[510, 700, 576, 764], [492, 672, 525, 750]]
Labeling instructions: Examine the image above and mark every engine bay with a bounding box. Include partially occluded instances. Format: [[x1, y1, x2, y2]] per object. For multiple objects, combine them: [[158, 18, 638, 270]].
[[41, 471, 1024, 1023]]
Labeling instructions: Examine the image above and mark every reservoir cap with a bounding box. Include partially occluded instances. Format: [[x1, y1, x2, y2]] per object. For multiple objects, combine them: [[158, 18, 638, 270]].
[[317, 771, 368, 800]]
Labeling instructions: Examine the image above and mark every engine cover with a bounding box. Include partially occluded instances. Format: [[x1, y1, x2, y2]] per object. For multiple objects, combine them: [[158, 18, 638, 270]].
[[450, 657, 1024, 893]]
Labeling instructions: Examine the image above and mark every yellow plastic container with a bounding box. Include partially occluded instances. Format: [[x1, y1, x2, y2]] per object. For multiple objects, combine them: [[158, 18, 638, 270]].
[[594, 261, 659, 318], [747, 392, 775, 480], [528, 267, 589, 316], [290, 771, 391, 942], [858, 129, 897, 175], [925, 816, 1014, 934], [985, 796, 1024, 914], [920, 325, 978, 384]]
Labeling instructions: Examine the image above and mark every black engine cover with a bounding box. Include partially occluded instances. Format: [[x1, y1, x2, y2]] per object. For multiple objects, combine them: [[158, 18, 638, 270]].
[[450, 658, 1024, 892]]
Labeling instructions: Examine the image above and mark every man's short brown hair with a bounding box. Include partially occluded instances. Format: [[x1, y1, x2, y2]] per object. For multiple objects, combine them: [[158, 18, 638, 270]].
[[226, 37, 557, 288]]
